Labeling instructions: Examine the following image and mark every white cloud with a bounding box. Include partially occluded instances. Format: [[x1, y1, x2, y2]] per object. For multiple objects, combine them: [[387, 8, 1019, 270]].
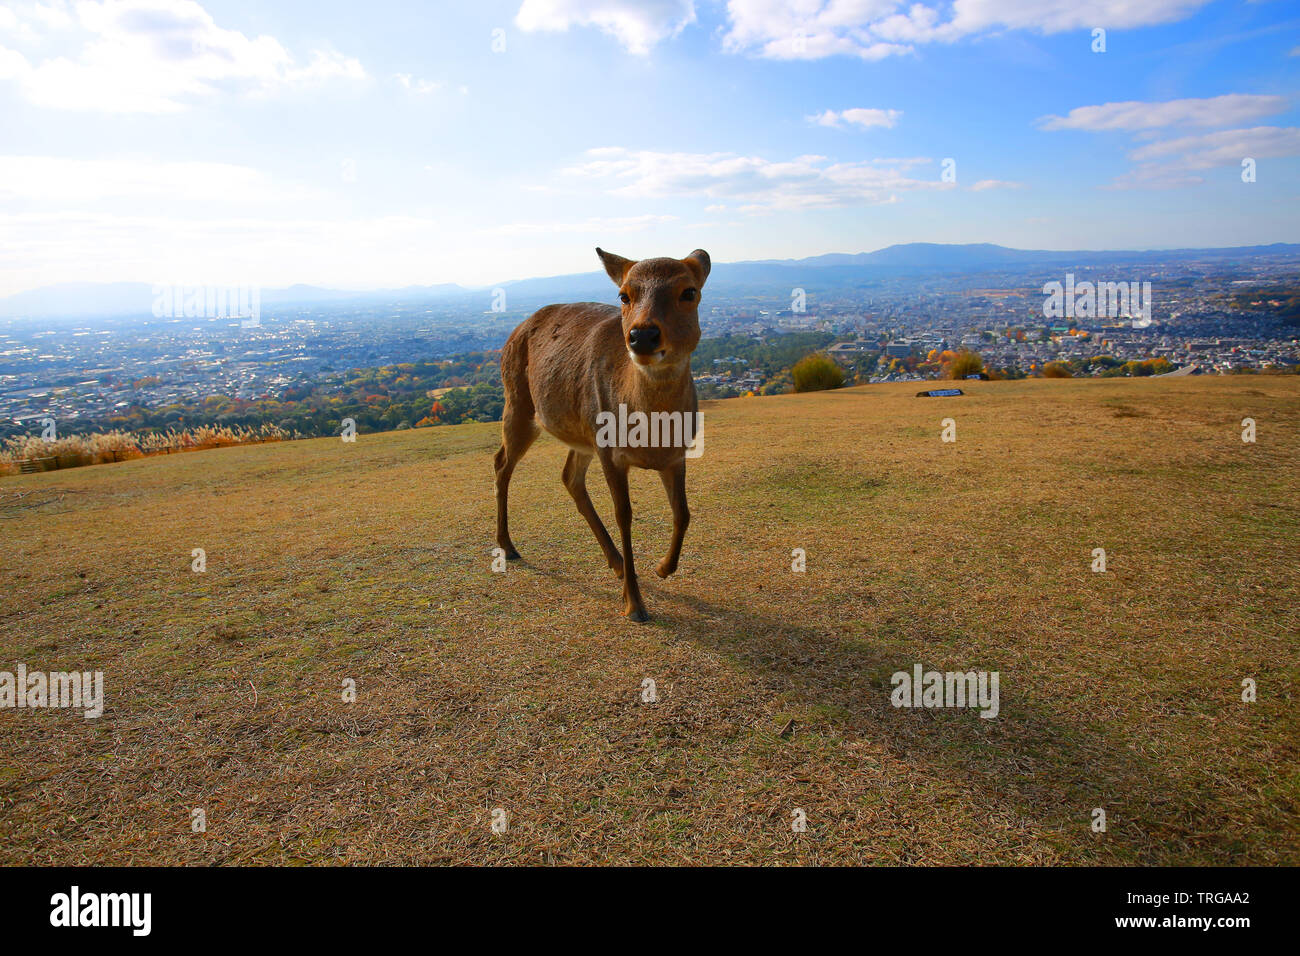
[[509, 0, 1215, 59], [0, 155, 313, 203], [1039, 94, 1290, 131], [970, 179, 1022, 191], [945, 0, 1210, 34], [0, 210, 477, 293], [722, 0, 916, 60], [1, 208, 657, 294], [809, 107, 902, 129], [1101, 126, 1300, 189], [1039, 93, 1300, 189], [561, 146, 951, 210], [394, 73, 441, 95], [0, 2, 74, 44], [721, 0, 1213, 60], [480, 214, 677, 237], [1103, 166, 1205, 190], [1129, 126, 1300, 169], [0, 0, 367, 112], [514, 0, 696, 55], [13, 2, 75, 30]]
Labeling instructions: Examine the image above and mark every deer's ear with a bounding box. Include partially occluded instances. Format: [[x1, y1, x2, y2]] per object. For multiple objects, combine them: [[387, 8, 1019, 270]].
[[683, 249, 711, 287], [596, 248, 635, 286]]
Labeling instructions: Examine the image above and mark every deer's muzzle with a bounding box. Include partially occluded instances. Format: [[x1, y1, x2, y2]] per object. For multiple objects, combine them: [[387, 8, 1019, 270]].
[[627, 325, 662, 356]]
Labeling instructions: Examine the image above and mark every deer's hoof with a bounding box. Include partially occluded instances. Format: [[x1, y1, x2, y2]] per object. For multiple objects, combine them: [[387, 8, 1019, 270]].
[[655, 558, 676, 579], [504, 548, 521, 561], [625, 606, 650, 623]]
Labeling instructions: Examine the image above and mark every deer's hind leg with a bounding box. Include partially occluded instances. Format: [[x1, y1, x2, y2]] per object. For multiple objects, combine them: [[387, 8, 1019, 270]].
[[562, 449, 623, 578], [494, 397, 540, 561]]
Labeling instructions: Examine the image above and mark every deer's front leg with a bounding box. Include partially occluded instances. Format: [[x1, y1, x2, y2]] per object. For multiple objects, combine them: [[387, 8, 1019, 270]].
[[655, 460, 689, 579], [601, 455, 648, 622]]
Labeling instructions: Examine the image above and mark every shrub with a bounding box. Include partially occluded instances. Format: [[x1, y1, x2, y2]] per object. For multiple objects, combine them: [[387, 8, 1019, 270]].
[[946, 350, 984, 380], [791, 354, 845, 392], [0, 423, 294, 476], [1042, 362, 1073, 378]]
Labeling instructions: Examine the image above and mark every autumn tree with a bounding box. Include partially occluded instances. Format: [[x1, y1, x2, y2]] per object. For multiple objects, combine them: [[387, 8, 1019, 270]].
[[791, 353, 845, 392], [945, 350, 984, 379]]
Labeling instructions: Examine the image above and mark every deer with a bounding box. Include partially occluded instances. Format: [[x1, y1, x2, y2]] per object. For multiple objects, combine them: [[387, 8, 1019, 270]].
[[494, 248, 710, 622]]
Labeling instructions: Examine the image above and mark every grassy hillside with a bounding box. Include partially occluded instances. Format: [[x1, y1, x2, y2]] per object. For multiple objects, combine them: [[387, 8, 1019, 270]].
[[1, 376, 1297, 865]]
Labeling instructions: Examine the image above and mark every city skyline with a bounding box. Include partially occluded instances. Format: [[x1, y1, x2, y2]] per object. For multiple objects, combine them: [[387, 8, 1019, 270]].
[[1, 0, 1298, 297]]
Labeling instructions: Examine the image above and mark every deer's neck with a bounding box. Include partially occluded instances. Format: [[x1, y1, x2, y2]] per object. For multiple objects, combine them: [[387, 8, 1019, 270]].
[[615, 355, 694, 411]]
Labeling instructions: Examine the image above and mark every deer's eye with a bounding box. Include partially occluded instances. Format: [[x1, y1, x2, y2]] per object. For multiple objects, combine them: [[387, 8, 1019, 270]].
[[619, 292, 630, 304], [681, 288, 697, 302]]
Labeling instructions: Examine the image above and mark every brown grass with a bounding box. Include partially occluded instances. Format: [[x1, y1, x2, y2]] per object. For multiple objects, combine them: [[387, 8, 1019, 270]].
[[0, 376, 1296, 865]]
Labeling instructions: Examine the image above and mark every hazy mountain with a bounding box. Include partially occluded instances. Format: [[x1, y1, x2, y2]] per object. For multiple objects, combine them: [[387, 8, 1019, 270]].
[[744, 241, 1300, 270], [3, 242, 1296, 319], [492, 241, 1300, 303], [0, 282, 160, 320], [262, 282, 467, 304], [742, 243, 1028, 269], [0, 280, 470, 320]]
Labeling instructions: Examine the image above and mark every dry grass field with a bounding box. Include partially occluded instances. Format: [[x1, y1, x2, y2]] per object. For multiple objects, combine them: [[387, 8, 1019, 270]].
[[1, 376, 1297, 865]]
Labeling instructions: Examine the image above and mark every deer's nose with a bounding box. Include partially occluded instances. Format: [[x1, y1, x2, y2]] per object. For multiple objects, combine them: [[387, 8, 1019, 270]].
[[627, 325, 662, 354]]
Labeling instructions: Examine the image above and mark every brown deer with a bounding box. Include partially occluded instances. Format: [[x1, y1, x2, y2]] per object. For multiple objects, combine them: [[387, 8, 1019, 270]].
[[494, 248, 710, 622]]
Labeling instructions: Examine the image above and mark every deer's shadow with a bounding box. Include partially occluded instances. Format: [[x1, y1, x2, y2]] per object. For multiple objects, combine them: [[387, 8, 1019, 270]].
[[511, 556, 1227, 863]]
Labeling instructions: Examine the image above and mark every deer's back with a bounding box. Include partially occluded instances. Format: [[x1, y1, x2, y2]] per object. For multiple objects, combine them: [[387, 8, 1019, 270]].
[[503, 302, 623, 450]]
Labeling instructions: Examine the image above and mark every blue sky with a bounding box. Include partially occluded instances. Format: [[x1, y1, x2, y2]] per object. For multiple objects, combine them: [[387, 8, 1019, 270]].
[[0, 0, 1297, 295]]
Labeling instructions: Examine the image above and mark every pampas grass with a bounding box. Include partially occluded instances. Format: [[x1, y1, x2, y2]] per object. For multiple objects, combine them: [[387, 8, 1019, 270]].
[[0, 423, 295, 476]]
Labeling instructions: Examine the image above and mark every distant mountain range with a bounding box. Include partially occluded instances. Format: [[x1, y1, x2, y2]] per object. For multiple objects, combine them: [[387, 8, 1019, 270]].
[[3, 242, 1297, 320], [0, 280, 473, 321], [745, 242, 1300, 269]]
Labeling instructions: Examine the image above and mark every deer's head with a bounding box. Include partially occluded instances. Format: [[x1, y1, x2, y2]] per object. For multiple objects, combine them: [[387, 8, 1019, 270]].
[[597, 248, 710, 375]]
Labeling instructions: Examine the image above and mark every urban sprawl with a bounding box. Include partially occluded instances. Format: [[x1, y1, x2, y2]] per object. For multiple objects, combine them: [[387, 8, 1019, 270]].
[[2, 256, 1296, 433]]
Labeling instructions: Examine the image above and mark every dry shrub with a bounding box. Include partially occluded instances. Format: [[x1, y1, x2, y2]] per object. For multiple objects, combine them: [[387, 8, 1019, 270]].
[[1, 424, 294, 474], [792, 353, 845, 392], [945, 350, 984, 380]]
